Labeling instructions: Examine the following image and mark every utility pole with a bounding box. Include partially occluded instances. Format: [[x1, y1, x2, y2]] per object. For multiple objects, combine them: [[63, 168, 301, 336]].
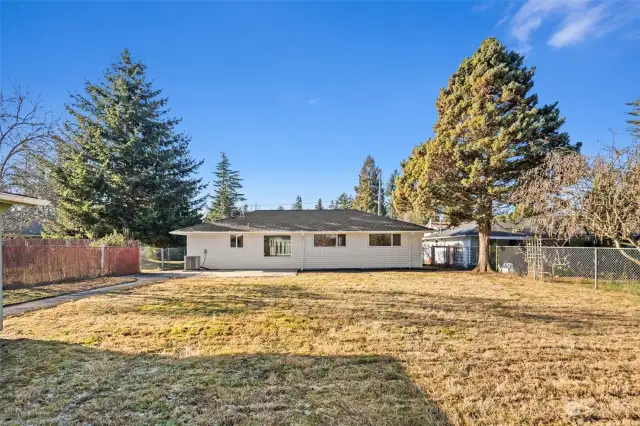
[[377, 168, 382, 216]]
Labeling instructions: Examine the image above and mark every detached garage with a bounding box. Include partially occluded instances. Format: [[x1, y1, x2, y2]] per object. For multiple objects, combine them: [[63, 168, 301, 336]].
[[171, 209, 429, 270]]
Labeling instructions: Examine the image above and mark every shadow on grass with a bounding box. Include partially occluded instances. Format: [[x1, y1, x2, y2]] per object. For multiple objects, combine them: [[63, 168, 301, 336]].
[[0, 338, 450, 426]]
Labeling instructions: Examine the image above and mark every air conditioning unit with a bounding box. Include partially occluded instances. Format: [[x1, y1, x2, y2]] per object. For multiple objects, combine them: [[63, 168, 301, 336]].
[[184, 255, 201, 271]]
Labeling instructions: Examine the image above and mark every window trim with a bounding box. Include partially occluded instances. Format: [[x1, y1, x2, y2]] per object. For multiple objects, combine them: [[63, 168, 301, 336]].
[[313, 233, 347, 247], [368, 233, 402, 247], [264, 235, 292, 257], [230, 233, 244, 248]]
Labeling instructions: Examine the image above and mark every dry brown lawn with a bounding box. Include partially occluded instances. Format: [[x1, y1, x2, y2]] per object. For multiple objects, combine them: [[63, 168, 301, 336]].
[[2, 276, 135, 306], [1, 271, 639, 425]]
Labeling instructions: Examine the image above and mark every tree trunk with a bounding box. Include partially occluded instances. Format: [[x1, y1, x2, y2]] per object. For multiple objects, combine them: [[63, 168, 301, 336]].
[[474, 221, 492, 272]]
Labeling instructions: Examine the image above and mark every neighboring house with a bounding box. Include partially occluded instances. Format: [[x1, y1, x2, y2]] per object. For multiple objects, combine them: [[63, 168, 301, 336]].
[[171, 210, 430, 270], [422, 221, 531, 267]]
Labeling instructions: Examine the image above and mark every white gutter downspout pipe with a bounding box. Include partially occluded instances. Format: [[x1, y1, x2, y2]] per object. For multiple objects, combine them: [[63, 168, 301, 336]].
[[409, 232, 414, 269], [301, 232, 305, 271]]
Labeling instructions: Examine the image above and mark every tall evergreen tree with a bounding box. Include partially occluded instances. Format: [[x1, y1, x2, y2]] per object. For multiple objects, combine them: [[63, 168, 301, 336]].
[[328, 199, 336, 209], [627, 97, 640, 139], [385, 169, 399, 218], [52, 49, 205, 245], [334, 193, 353, 209], [315, 198, 324, 210], [206, 153, 245, 221], [394, 38, 579, 271], [352, 155, 385, 215], [292, 195, 303, 210]]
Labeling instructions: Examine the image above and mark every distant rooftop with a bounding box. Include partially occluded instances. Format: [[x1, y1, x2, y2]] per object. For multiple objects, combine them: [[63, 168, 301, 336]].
[[423, 221, 532, 240]]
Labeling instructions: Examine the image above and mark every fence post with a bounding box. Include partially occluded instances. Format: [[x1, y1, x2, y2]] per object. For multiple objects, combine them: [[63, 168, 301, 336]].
[[100, 245, 105, 274], [161, 248, 165, 271], [594, 247, 598, 289]]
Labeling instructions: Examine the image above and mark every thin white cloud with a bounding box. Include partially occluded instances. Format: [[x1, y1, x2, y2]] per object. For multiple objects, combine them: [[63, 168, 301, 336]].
[[501, 0, 640, 50], [307, 98, 319, 105], [548, 3, 608, 47], [472, 1, 497, 13], [495, 2, 516, 28]]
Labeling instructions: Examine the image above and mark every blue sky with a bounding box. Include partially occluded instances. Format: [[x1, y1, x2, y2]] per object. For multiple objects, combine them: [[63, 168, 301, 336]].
[[2, 1, 639, 209]]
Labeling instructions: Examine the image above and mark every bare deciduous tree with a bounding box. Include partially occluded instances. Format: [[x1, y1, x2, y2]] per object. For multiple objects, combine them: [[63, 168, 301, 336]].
[[0, 85, 58, 234], [512, 137, 640, 265]]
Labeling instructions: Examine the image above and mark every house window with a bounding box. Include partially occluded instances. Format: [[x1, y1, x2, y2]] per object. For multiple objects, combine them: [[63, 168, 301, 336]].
[[230, 234, 243, 248], [369, 233, 402, 247], [314, 234, 347, 247], [264, 235, 291, 256]]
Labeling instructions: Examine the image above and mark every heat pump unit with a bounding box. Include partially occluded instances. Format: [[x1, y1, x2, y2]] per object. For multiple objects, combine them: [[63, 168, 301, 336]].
[[184, 255, 201, 270]]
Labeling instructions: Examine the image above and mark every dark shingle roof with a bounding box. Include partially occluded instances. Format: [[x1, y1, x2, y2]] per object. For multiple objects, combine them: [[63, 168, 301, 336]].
[[172, 210, 431, 234], [423, 221, 532, 239]]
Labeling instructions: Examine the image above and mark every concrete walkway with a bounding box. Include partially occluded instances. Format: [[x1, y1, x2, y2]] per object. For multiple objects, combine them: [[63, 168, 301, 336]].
[[3, 273, 176, 317]]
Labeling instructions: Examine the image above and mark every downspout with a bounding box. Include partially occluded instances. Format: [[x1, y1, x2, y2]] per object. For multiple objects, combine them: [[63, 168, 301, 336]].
[[301, 232, 305, 271], [409, 232, 413, 269]]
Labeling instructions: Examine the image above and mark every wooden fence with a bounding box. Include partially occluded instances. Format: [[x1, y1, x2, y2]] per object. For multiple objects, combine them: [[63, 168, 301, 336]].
[[2, 244, 140, 289], [3, 238, 139, 247]]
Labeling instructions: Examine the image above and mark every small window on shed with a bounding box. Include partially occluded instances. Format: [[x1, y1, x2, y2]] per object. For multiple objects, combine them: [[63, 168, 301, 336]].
[[392, 234, 402, 246]]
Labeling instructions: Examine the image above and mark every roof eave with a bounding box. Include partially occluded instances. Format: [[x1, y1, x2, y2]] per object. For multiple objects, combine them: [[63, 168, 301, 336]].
[[0, 193, 50, 207], [172, 229, 428, 235]]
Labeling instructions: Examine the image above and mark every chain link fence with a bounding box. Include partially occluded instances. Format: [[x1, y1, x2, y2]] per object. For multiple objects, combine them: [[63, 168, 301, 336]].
[[424, 244, 640, 295], [496, 246, 640, 293], [140, 247, 186, 271]]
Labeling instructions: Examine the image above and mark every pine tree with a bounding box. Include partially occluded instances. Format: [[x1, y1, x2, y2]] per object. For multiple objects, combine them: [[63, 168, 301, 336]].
[[328, 200, 336, 209], [206, 153, 245, 221], [352, 155, 385, 215], [627, 97, 640, 139], [292, 195, 303, 210], [335, 193, 353, 209], [385, 169, 399, 218], [315, 198, 324, 210], [52, 49, 205, 246], [394, 38, 579, 271]]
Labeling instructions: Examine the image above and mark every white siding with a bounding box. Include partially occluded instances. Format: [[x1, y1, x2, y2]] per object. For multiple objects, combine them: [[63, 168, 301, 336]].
[[186, 232, 422, 270], [187, 233, 303, 270]]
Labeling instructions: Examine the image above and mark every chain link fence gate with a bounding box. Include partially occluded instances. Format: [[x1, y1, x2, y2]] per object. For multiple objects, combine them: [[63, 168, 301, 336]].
[[140, 247, 186, 271]]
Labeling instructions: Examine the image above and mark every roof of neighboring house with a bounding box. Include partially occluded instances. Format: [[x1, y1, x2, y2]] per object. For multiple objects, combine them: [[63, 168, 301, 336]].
[[0, 192, 50, 207], [423, 221, 532, 240], [171, 210, 432, 234]]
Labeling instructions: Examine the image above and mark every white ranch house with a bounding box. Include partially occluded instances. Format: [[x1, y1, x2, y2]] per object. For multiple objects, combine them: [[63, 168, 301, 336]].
[[171, 210, 429, 270]]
